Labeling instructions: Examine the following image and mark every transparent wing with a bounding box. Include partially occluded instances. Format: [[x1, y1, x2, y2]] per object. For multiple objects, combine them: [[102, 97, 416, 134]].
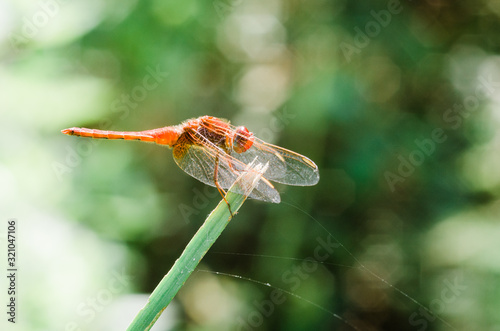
[[229, 134, 320, 186], [172, 133, 280, 203]]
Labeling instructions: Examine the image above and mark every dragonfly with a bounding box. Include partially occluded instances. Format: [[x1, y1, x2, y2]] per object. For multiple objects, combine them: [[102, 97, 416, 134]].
[[62, 116, 319, 213]]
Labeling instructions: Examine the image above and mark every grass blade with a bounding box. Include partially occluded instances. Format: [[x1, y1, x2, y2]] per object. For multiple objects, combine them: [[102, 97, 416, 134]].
[[127, 162, 267, 331]]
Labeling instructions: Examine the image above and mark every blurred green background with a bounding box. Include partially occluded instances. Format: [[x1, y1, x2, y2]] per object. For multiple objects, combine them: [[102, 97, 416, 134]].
[[1, 0, 500, 330]]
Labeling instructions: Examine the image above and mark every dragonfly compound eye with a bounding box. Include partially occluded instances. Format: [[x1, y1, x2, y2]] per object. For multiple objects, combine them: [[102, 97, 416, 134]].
[[233, 126, 254, 153]]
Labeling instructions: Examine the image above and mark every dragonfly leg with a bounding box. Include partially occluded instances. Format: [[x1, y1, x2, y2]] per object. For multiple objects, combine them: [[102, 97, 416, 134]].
[[214, 156, 234, 217]]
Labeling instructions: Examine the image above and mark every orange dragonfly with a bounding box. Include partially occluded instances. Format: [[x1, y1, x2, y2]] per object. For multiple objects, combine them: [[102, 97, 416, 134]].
[[62, 116, 319, 208]]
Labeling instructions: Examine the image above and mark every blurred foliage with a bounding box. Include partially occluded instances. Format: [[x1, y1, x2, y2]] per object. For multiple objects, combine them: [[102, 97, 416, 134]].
[[2, 0, 500, 330]]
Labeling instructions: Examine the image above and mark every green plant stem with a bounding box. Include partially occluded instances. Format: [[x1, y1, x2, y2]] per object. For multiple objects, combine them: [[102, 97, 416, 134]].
[[127, 168, 262, 331]]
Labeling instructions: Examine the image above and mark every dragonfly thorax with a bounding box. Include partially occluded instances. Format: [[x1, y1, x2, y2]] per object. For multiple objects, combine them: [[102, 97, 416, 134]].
[[196, 123, 228, 149]]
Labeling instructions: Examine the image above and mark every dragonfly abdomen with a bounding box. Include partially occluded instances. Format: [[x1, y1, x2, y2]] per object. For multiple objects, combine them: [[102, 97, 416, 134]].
[[61, 127, 156, 142], [61, 126, 182, 147]]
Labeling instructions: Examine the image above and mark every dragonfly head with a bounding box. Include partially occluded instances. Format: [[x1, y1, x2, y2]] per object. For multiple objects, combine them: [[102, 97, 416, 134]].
[[233, 126, 254, 153]]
